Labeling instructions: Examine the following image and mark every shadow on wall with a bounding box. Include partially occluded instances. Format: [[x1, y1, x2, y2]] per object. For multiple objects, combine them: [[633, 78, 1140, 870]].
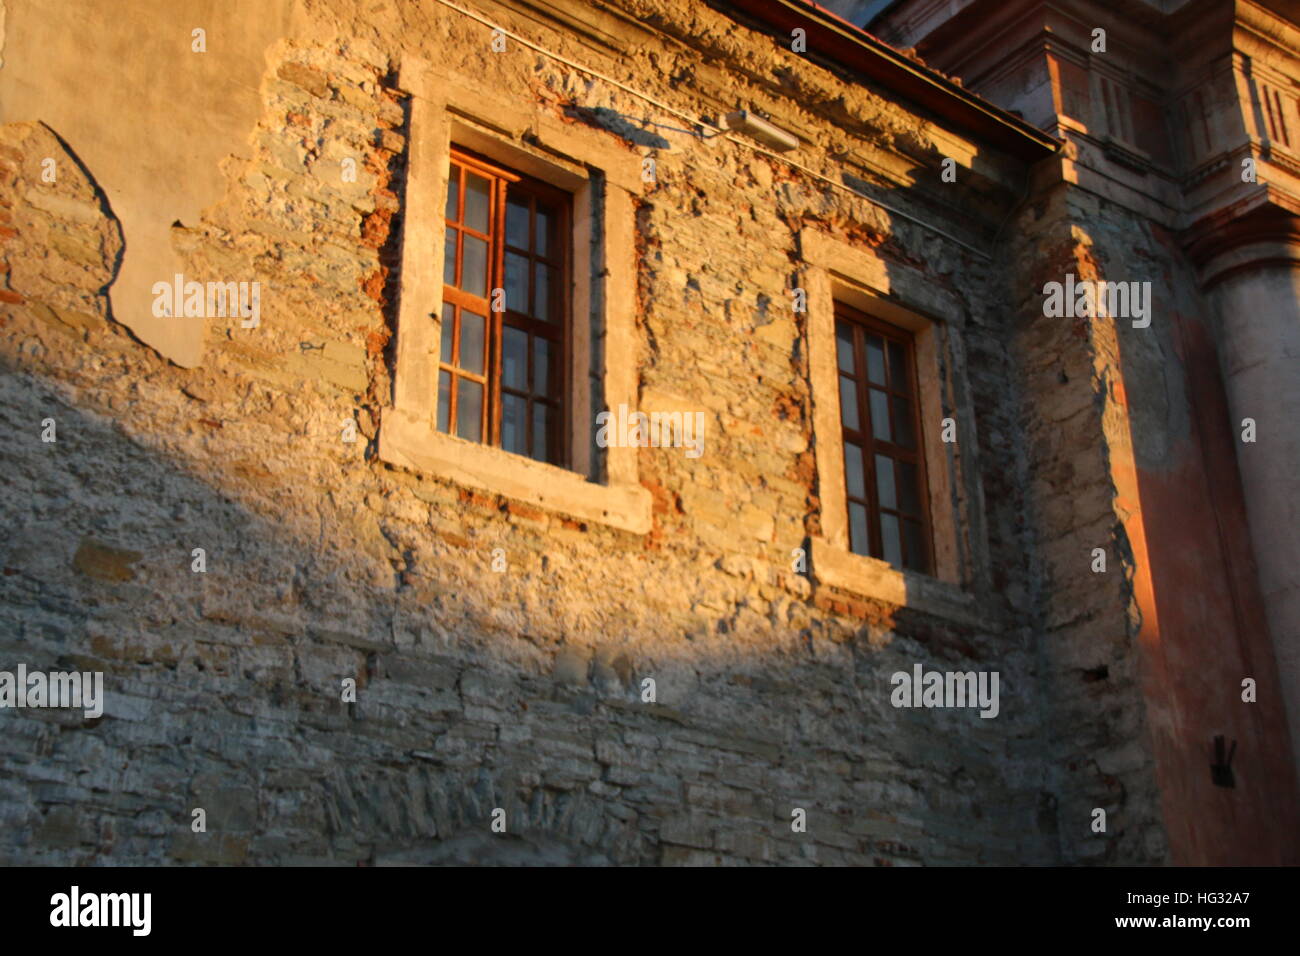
[[0, 337, 1052, 865], [375, 831, 613, 865], [0, 345, 1050, 866], [0, 348, 657, 865]]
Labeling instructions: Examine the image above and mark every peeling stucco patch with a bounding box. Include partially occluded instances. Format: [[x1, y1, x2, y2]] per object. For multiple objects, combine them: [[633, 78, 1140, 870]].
[[0, 0, 298, 366]]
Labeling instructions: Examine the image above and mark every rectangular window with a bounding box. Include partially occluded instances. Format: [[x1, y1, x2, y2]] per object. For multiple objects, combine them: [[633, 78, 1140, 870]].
[[439, 146, 569, 466], [835, 302, 932, 573]]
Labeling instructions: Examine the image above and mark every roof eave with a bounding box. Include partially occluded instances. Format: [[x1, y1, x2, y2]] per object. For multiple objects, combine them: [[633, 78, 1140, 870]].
[[721, 0, 1062, 162]]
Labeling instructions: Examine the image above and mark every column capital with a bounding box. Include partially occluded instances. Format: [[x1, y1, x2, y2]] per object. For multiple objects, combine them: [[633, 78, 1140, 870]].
[[1184, 192, 1300, 289]]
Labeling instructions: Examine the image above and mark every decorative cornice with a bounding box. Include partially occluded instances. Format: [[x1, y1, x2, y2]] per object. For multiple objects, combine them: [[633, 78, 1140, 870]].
[[1183, 188, 1300, 285]]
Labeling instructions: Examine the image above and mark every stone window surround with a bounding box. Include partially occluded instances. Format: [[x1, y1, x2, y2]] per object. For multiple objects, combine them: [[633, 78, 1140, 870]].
[[801, 228, 989, 626], [379, 55, 652, 534]]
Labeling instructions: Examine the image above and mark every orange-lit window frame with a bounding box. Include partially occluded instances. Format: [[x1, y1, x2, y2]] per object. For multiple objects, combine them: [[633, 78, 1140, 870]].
[[439, 146, 570, 466]]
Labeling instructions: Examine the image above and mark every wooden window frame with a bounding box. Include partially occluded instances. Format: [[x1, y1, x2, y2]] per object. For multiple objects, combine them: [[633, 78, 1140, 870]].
[[380, 58, 652, 534], [440, 147, 572, 467], [835, 302, 933, 574]]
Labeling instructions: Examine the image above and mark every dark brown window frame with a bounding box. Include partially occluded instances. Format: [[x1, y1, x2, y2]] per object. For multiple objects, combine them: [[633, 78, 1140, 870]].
[[439, 145, 572, 467], [834, 301, 933, 574]]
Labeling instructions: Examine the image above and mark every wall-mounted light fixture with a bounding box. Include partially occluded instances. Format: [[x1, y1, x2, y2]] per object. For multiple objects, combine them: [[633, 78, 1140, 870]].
[[722, 110, 800, 152]]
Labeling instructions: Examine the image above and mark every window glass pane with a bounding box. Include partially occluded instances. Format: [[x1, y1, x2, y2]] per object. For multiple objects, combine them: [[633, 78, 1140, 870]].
[[532, 403, 550, 462], [881, 512, 902, 568], [464, 173, 491, 233], [534, 338, 553, 396], [836, 322, 855, 373], [875, 454, 896, 510], [904, 519, 928, 572], [444, 227, 457, 286], [504, 252, 528, 313], [844, 442, 865, 499], [502, 327, 528, 391], [437, 371, 451, 433], [892, 395, 915, 448], [440, 304, 455, 364], [866, 336, 886, 384], [869, 390, 891, 442], [888, 341, 907, 389], [849, 502, 869, 556], [461, 235, 488, 296], [838, 375, 859, 430], [460, 309, 485, 374], [445, 166, 459, 222], [536, 205, 553, 257], [456, 379, 482, 442], [506, 197, 529, 250], [502, 393, 527, 455], [532, 263, 554, 320], [899, 461, 922, 516]]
